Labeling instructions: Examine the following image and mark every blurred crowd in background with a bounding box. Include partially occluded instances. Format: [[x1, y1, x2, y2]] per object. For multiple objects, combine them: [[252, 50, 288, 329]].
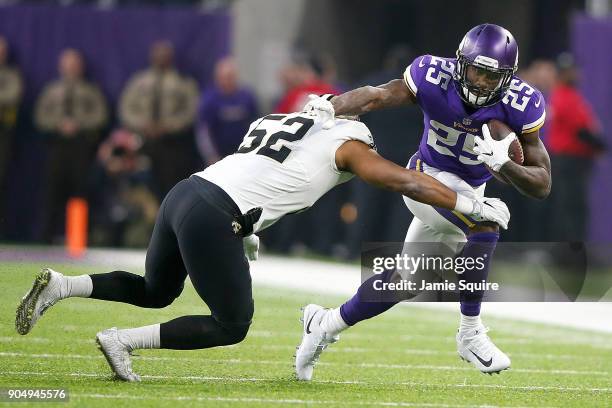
[[0, 1, 608, 258]]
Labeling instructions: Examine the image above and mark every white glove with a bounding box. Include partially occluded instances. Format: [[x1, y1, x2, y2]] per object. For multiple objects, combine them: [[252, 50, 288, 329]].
[[469, 197, 511, 230], [243, 234, 260, 261], [303, 94, 336, 129], [474, 124, 517, 172]]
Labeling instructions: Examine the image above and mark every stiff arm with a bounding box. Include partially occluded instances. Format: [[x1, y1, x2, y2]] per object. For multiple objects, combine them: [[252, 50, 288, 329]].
[[331, 79, 415, 116]]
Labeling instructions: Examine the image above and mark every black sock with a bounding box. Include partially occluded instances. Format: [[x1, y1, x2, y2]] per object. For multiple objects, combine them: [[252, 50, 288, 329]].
[[159, 315, 250, 350], [89, 271, 180, 308]]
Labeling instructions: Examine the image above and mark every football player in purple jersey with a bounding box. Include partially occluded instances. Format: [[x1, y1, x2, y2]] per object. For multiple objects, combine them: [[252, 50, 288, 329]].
[[296, 23, 552, 378]]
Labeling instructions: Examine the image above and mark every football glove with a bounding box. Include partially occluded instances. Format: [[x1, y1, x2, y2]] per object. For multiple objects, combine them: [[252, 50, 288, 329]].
[[470, 197, 510, 230], [243, 234, 260, 261], [303, 94, 336, 129], [473, 124, 517, 172]]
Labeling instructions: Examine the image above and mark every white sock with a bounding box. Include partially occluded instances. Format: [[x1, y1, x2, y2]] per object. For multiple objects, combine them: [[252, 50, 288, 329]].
[[459, 314, 482, 335], [60, 275, 93, 299], [117, 324, 161, 351], [320, 307, 349, 336]]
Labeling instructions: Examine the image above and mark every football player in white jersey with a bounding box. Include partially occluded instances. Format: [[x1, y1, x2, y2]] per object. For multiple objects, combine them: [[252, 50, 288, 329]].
[[15, 111, 510, 381]]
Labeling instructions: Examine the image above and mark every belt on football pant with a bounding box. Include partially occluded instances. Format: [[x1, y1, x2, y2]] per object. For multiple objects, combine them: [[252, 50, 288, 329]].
[[188, 176, 262, 237]]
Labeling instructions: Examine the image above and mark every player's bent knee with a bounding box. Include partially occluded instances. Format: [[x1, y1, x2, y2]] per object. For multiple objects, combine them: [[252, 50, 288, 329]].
[[146, 291, 181, 309], [143, 283, 184, 308], [219, 320, 252, 345]]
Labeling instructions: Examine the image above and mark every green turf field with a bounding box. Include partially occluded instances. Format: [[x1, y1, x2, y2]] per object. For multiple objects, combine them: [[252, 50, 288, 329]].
[[1, 262, 611, 407]]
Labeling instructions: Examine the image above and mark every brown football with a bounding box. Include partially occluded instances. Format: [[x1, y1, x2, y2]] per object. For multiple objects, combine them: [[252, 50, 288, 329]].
[[485, 119, 524, 184]]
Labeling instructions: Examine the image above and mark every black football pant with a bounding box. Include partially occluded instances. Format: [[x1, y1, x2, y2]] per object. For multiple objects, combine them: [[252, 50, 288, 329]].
[[89, 177, 254, 349]]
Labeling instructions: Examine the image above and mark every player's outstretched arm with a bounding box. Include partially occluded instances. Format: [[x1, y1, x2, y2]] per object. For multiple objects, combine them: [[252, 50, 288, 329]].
[[336, 141, 455, 208], [498, 130, 552, 200], [331, 79, 416, 116], [336, 141, 511, 228]]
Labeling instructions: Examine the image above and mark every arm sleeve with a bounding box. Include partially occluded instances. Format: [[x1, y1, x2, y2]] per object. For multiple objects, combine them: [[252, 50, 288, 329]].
[[329, 121, 375, 173], [521, 89, 547, 134], [574, 93, 599, 132], [402, 55, 429, 97], [34, 84, 61, 132], [0, 69, 22, 105], [164, 77, 199, 133], [118, 75, 147, 132], [78, 84, 108, 131]]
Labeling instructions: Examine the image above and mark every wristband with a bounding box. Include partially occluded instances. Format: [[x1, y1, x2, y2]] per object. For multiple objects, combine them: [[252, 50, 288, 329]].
[[454, 194, 475, 214]]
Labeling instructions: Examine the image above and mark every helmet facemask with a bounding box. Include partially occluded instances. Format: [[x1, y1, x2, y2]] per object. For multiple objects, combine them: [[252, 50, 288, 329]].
[[454, 52, 515, 108]]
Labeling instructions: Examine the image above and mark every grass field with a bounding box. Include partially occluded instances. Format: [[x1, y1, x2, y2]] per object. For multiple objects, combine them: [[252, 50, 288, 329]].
[[1, 261, 611, 407]]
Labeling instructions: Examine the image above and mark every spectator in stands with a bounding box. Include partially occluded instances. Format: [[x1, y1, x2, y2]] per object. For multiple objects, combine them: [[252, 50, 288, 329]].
[[89, 129, 158, 248], [35, 48, 108, 243], [319, 53, 349, 93], [119, 40, 199, 197], [548, 53, 607, 242], [274, 52, 338, 113], [0, 36, 22, 235], [524, 59, 558, 97], [197, 56, 258, 165]]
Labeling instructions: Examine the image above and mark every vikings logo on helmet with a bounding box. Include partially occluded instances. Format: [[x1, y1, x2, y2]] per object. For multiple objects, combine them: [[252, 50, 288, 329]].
[[454, 24, 519, 107]]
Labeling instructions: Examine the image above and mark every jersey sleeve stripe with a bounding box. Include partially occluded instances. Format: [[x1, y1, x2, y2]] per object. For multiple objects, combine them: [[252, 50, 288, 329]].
[[522, 110, 546, 133], [403, 64, 418, 96]]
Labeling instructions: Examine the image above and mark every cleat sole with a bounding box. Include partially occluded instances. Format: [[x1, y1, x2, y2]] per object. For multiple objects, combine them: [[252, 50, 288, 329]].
[[15, 269, 52, 335], [459, 353, 510, 375]]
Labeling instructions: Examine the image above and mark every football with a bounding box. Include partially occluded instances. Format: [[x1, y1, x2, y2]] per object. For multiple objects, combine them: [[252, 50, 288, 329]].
[[485, 119, 524, 183]]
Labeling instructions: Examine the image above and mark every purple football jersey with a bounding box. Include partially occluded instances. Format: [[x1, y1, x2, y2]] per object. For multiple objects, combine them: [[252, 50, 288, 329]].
[[403, 54, 546, 186]]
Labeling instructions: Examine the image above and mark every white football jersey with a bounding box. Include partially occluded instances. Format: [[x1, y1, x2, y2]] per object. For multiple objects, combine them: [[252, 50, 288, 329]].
[[194, 112, 374, 233]]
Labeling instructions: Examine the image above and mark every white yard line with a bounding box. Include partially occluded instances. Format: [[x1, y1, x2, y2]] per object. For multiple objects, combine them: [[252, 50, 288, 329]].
[[1, 370, 610, 394], [1, 339, 605, 361], [37, 327, 612, 347], [70, 392, 546, 408], [0, 352, 608, 377]]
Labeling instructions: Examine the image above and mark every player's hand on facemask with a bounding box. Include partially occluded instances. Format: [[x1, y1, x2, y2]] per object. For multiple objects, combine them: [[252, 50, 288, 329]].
[[469, 197, 510, 230], [303, 94, 336, 129], [243, 234, 260, 261], [473, 124, 517, 172]]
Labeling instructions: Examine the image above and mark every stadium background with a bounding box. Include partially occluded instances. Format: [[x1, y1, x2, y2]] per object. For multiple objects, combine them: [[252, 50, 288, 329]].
[[0, 0, 610, 256], [0, 2, 611, 407]]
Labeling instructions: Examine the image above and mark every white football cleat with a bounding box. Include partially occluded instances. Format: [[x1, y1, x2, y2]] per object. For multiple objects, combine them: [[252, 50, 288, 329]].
[[294, 304, 338, 381], [15, 268, 64, 335], [96, 327, 141, 382], [456, 326, 511, 374]]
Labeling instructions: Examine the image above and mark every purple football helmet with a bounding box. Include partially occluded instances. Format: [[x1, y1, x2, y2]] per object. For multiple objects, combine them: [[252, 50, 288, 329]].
[[454, 23, 519, 107]]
